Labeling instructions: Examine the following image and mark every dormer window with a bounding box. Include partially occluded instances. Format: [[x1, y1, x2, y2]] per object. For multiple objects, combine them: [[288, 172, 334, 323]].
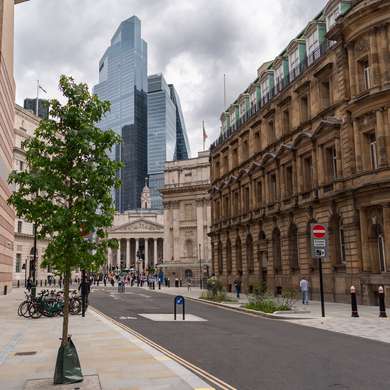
[[230, 110, 236, 126], [261, 79, 270, 104], [275, 65, 284, 92], [326, 5, 340, 30], [239, 100, 246, 118], [306, 30, 320, 65], [250, 90, 257, 109], [289, 48, 300, 80]]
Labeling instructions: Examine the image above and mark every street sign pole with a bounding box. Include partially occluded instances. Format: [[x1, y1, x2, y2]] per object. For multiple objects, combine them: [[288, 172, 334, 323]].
[[318, 257, 325, 317]]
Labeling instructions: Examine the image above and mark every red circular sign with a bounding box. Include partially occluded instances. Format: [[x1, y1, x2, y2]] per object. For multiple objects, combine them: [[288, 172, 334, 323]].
[[313, 224, 326, 239]]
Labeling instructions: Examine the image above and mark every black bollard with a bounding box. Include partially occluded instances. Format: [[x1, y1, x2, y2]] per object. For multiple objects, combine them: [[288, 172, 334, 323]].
[[350, 286, 359, 317], [378, 286, 387, 318], [17, 280, 20, 288]]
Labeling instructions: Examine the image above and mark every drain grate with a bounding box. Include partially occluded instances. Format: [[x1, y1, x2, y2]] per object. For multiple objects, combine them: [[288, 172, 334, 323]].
[[15, 351, 37, 356]]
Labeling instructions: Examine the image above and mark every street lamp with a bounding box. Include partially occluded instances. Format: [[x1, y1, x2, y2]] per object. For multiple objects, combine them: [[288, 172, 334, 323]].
[[199, 243, 202, 289]]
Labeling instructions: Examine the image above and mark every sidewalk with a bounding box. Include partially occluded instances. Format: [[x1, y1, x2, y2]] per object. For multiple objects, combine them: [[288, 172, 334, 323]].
[[0, 288, 213, 390], [135, 285, 390, 344]]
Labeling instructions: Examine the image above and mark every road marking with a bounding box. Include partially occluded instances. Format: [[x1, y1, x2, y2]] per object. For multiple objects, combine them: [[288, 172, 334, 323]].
[[136, 293, 151, 298], [119, 316, 137, 320], [138, 313, 207, 322], [91, 306, 236, 390]]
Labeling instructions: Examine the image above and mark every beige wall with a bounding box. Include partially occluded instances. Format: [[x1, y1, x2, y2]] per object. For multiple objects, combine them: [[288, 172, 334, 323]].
[[0, 0, 16, 294]]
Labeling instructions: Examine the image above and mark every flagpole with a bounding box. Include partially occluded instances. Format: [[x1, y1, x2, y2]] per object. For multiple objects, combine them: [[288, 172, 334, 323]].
[[36, 80, 39, 116], [202, 120, 205, 151]]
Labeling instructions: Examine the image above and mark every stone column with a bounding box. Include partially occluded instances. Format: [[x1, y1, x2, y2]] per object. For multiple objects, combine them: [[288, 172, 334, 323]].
[[335, 137, 342, 178], [353, 120, 362, 171], [119, 239, 123, 268], [386, 109, 390, 163], [107, 247, 112, 269], [369, 30, 381, 87], [376, 109, 388, 167], [135, 239, 139, 270], [347, 46, 357, 97], [154, 239, 158, 263], [145, 239, 149, 270], [311, 144, 318, 188], [126, 239, 130, 269], [317, 145, 325, 186], [377, 26, 390, 85]]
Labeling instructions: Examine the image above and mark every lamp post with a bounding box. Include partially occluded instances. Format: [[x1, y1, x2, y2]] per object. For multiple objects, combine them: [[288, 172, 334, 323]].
[[24, 257, 28, 287], [199, 243, 202, 289], [31, 223, 38, 297]]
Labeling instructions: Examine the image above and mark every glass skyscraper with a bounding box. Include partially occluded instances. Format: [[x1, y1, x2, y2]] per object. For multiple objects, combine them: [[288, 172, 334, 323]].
[[93, 15, 148, 212], [147, 75, 191, 209]]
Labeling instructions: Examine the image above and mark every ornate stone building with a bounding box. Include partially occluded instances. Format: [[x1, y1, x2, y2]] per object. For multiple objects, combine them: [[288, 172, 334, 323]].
[[107, 183, 164, 272], [13, 105, 51, 285], [161, 151, 211, 284], [210, 0, 390, 304]]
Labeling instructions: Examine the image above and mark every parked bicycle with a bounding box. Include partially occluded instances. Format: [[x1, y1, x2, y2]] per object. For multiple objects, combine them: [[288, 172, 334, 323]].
[[17, 289, 83, 319]]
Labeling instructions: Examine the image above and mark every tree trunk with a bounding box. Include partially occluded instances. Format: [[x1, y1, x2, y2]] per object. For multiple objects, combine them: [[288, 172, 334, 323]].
[[61, 266, 71, 347]]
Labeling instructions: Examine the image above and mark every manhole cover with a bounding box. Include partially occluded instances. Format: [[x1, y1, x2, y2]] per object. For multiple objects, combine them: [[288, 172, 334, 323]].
[[15, 351, 37, 356]]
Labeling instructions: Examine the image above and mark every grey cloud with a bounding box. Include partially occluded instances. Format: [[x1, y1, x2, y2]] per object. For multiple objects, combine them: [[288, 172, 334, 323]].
[[14, 0, 329, 155]]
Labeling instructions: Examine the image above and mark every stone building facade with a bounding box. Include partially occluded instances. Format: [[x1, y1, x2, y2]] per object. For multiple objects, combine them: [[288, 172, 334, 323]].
[[0, 0, 30, 295], [107, 185, 164, 273], [161, 151, 211, 284], [210, 0, 390, 304], [13, 105, 51, 285]]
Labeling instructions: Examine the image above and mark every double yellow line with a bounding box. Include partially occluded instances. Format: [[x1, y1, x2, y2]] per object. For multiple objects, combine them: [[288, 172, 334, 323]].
[[91, 307, 236, 390]]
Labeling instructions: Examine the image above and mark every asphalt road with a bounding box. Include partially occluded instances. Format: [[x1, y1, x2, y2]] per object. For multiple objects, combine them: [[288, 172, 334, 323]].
[[90, 287, 390, 390]]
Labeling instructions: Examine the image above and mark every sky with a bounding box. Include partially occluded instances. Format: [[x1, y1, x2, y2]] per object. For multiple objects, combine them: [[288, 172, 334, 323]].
[[14, 0, 325, 157]]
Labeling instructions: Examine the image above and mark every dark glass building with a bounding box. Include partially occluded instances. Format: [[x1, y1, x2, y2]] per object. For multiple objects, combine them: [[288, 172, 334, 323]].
[[147, 75, 191, 209], [93, 15, 148, 212], [23, 98, 49, 119]]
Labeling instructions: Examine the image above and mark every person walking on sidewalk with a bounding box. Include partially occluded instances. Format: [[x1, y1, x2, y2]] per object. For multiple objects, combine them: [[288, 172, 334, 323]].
[[234, 276, 241, 299], [187, 278, 192, 292], [300, 277, 309, 304]]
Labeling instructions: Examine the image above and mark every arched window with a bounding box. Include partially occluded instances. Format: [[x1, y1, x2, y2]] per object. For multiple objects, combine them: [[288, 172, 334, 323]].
[[185, 239, 194, 258], [246, 234, 254, 273], [185, 269, 193, 279], [288, 224, 299, 270], [218, 240, 223, 274], [272, 228, 282, 274], [226, 239, 232, 274], [236, 237, 242, 273]]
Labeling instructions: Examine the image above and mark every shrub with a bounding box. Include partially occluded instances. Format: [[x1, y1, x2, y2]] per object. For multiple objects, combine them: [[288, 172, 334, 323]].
[[245, 287, 295, 313]]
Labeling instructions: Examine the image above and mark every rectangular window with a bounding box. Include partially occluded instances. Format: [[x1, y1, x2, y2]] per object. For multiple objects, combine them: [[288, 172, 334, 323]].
[[358, 58, 370, 91], [239, 101, 246, 118], [223, 155, 229, 173], [250, 90, 257, 109], [275, 65, 284, 91], [19, 160, 24, 171], [285, 165, 293, 197], [282, 109, 290, 135], [268, 120, 275, 144], [339, 228, 346, 264], [232, 148, 238, 167], [243, 186, 250, 213], [320, 79, 331, 109], [368, 132, 378, 170], [261, 79, 270, 103], [256, 180, 262, 207], [300, 95, 309, 123], [289, 49, 300, 79], [234, 191, 240, 216], [269, 174, 277, 202], [223, 195, 229, 218], [254, 132, 261, 151], [325, 145, 337, 180], [307, 30, 320, 64], [326, 5, 340, 30], [16, 253, 22, 273], [215, 161, 220, 178], [242, 139, 249, 160], [17, 220, 22, 233], [303, 156, 313, 192]]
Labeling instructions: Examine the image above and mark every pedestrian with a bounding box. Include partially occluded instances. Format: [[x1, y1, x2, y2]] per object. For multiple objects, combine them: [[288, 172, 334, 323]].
[[110, 278, 114, 287], [300, 277, 309, 305], [26, 278, 32, 292], [187, 279, 191, 292], [233, 276, 241, 299]]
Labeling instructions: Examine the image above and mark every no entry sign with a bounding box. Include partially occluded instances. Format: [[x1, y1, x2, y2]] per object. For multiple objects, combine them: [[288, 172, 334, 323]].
[[311, 223, 328, 258], [312, 224, 326, 239]]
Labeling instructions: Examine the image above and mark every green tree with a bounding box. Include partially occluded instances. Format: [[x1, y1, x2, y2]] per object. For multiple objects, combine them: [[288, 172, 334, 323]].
[[8, 75, 122, 382]]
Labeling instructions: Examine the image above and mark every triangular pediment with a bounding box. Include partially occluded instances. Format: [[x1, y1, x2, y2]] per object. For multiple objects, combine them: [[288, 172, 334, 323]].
[[109, 218, 164, 233]]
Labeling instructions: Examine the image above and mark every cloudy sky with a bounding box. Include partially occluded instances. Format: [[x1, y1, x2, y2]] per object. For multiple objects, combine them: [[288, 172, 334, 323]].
[[14, 0, 325, 156]]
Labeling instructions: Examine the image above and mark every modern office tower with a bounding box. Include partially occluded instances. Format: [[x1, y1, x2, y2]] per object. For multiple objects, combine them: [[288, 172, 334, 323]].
[[147, 74, 176, 209], [169, 84, 191, 161], [93, 15, 148, 212], [23, 98, 49, 119]]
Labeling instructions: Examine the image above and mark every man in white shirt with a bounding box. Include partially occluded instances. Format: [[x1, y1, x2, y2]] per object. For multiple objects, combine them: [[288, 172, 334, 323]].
[[300, 277, 309, 304]]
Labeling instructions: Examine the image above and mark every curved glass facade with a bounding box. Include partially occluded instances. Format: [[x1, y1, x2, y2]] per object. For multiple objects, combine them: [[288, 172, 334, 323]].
[[93, 15, 148, 212]]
